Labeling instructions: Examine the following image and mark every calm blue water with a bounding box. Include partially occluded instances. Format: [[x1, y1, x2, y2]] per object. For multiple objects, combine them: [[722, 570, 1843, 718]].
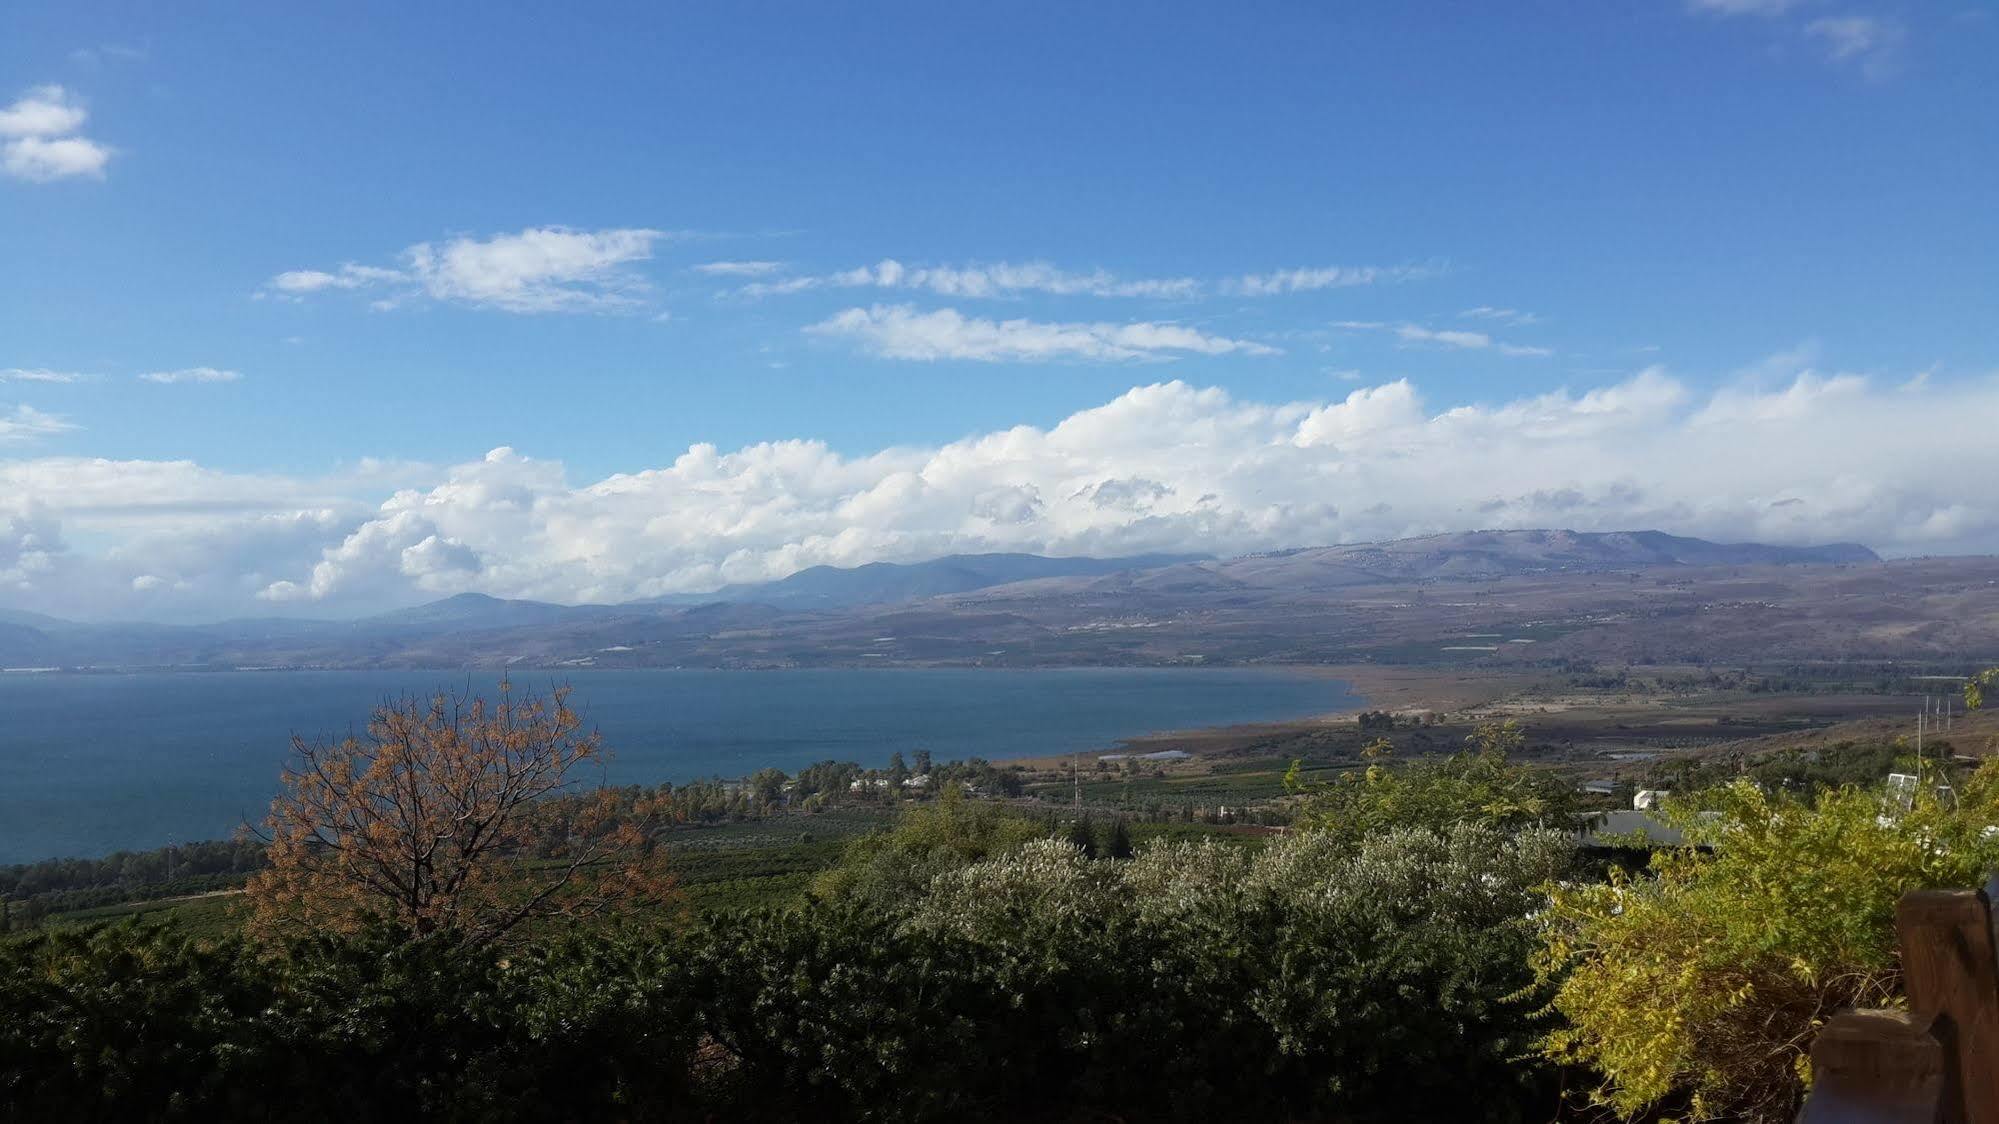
[[0, 668, 1356, 863]]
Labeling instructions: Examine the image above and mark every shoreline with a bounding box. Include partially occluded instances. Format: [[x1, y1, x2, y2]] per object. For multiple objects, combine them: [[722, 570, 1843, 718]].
[[999, 663, 1542, 770]]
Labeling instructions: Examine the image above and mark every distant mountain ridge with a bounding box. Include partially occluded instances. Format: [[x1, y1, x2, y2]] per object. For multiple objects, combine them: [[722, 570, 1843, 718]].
[[643, 552, 1211, 611], [0, 531, 1897, 669], [1247, 528, 1877, 582], [959, 529, 1881, 602]]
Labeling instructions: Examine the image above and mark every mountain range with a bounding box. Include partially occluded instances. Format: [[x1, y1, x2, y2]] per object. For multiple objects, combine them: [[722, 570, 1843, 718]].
[[8, 529, 1979, 672]]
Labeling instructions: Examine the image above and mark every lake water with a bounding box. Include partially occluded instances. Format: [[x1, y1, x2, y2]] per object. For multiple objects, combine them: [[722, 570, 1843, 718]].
[[0, 668, 1357, 863]]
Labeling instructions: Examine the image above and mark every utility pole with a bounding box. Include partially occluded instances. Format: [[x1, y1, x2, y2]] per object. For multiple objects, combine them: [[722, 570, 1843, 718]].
[[1917, 698, 1926, 781], [1072, 750, 1081, 814]]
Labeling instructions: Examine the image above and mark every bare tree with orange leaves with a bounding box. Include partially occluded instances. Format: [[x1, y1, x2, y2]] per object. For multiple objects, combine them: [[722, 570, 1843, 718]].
[[247, 681, 672, 944]]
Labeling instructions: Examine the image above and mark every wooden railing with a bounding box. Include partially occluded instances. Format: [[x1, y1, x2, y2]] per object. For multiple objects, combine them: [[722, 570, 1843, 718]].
[[1800, 875, 1999, 1123]]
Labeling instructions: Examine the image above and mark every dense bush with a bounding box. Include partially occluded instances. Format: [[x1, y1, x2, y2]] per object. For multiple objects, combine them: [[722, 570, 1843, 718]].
[[0, 923, 283, 1119], [701, 825, 1572, 1121], [0, 922, 700, 1123], [928, 827, 1574, 1119], [0, 823, 1570, 1122]]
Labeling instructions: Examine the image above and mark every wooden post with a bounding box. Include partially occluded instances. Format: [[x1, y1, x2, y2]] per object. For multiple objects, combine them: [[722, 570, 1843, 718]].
[[1895, 875, 1999, 1123], [1800, 1009, 1944, 1123]]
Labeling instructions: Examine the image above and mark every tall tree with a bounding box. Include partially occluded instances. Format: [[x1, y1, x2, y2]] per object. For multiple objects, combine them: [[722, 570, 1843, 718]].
[[748, 767, 788, 810], [247, 682, 672, 944]]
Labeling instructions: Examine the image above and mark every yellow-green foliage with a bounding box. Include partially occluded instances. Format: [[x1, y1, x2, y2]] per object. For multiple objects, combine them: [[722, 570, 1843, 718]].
[[1287, 720, 1579, 843], [1966, 667, 1999, 712], [810, 784, 1044, 903], [1537, 781, 1999, 1122]]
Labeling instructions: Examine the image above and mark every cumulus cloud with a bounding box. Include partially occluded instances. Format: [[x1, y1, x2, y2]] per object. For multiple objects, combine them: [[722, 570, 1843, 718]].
[[260, 509, 480, 602], [0, 86, 88, 137], [740, 259, 1200, 300], [0, 505, 67, 591], [139, 367, 242, 384], [5, 355, 1999, 619], [971, 484, 1044, 525], [0, 406, 75, 442], [0, 85, 111, 182], [267, 226, 668, 313], [0, 458, 416, 619], [808, 305, 1281, 362]]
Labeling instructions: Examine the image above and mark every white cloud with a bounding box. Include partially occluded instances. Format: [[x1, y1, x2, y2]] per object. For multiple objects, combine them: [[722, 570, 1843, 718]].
[[69, 44, 146, 68], [1806, 15, 1904, 76], [406, 227, 663, 311], [267, 264, 407, 294], [0, 86, 88, 137], [0, 85, 111, 182], [0, 368, 86, 383], [1686, 0, 1906, 78], [0, 405, 74, 442], [1397, 325, 1493, 349], [1687, 0, 1801, 14], [1339, 320, 1553, 358], [808, 305, 1281, 362], [1460, 306, 1539, 325], [741, 259, 1200, 300], [139, 367, 242, 384], [693, 260, 785, 276], [1227, 264, 1433, 296], [0, 456, 427, 619], [3, 135, 112, 181], [269, 226, 667, 313], [6, 353, 1999, 618]]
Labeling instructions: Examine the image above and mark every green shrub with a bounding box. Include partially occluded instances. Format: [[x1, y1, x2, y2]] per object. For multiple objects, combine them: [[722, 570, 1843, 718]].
[[810, 783, 1044, 903], [1286, 720, 1580, 844]]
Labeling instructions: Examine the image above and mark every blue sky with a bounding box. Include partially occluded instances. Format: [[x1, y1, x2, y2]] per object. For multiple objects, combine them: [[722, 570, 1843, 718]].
[[2, 2, 1996, 619]]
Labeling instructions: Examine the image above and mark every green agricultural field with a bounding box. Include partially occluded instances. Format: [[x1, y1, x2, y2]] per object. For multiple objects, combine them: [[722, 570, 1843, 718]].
[[32, 889, 246, 942], [665, 807, 897, 914], [1028, 755, 1353, 807]]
